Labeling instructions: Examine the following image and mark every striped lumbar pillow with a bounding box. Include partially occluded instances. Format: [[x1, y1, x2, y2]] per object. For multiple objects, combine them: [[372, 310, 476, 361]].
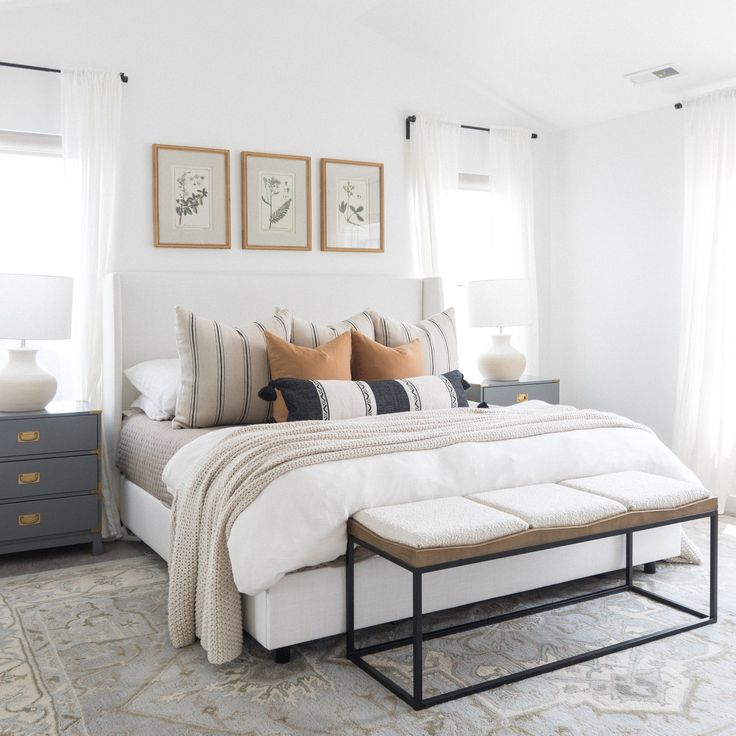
[[291, 310, 374, 348], [259, 370, 469, 422], [173, 306, 291, 429], [368, 308, 458, 376]]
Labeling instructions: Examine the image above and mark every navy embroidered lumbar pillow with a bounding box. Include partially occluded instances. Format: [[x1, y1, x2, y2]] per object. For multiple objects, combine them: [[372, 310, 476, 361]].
[[258, 370, 469, 422]]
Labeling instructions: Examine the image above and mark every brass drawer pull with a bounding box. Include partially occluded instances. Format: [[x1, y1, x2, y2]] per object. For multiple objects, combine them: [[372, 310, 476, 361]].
[[18, 513, 41, 526], [17, 431, 40, 443], [516, 393, 529, 403], [18, 472, 41, 485]]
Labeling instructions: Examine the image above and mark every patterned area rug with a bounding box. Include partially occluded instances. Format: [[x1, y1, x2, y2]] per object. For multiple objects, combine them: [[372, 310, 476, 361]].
[[1, 519, 735, 736]]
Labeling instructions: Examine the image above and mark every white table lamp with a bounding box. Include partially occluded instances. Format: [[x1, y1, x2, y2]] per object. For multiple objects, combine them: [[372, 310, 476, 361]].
[[0, 274, 73, 411], [467, 278, 533, 381]]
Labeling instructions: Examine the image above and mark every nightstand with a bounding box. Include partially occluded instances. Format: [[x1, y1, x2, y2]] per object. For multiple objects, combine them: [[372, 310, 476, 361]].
[[466, 376, 560, 407], [0, 402, 102, 556]]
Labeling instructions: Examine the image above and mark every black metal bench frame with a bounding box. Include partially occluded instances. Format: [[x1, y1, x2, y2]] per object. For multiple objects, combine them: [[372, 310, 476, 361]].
[[346, 509, 718, 710]]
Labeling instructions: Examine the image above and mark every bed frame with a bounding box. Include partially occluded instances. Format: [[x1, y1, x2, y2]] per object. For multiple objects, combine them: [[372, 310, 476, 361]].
[[104, 271, 681, 659]]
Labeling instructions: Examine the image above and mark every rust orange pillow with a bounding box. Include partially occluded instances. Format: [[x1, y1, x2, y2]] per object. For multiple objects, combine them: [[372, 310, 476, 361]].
[[265, 330, 352, 421], [350, 331, 426, 381]]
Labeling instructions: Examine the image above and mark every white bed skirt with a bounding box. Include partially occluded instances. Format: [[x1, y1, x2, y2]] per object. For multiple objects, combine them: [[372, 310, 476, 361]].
[[120, 477, 682, 651]]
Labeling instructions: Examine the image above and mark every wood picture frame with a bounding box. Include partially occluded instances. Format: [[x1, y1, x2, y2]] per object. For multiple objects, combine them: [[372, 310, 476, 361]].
[[320, 158, 384, 252], [153, 144, 231, 249], [241, 151, 312, 251]]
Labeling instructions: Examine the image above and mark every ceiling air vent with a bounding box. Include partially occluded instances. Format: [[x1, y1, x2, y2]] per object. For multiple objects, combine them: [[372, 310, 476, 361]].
[[625, 64, 681, 85]]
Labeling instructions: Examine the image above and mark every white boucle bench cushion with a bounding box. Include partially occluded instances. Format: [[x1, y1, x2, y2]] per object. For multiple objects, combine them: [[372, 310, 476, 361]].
[[561, 471, 710, 511], [353, 497, 528, 549], [468, 483, 627, 528]]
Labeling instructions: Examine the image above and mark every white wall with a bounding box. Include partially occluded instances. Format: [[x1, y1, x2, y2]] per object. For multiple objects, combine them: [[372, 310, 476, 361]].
[[0, 0, 552, 301], [549, 107, 685, 444]]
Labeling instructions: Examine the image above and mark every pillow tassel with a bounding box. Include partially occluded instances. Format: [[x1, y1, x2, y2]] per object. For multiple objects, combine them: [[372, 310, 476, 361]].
[[258, 384, 278, 402]]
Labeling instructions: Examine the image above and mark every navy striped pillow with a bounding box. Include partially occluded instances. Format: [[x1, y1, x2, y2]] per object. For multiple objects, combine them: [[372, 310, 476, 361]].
[[259, 370, 469, 422]]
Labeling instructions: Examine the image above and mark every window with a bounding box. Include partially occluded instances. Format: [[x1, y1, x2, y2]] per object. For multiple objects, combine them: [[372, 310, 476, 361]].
[[0, 131, 78, 400], [440, 172, 529, 381]]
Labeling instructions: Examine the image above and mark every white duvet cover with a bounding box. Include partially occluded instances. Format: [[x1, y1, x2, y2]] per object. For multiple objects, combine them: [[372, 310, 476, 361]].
[[163, 402, 698, 596]]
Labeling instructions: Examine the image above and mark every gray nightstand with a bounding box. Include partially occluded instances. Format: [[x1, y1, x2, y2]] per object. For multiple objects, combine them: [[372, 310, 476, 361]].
[[467, 376, 560, 407], [0, 402, 102, 556]]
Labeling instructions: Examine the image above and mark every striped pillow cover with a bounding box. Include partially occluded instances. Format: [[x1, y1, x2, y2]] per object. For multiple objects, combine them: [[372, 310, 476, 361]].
[[172, 306, 291, 429], [260, 370, 469, 422], [291, 310, 374, 348], [368, 308, 458, 375]]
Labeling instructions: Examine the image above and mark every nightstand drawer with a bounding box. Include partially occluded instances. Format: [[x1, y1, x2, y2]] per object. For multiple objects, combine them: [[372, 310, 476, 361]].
[[0, 454, 98, 501], [0, 494, 99, 542], [0, 414, 98, 457], [483, 382, 560, 406]]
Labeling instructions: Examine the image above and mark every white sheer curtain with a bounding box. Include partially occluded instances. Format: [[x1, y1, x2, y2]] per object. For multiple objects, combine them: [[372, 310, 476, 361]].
[[62, 69, 122, 537], [409, 118, 538, 378], [674, 87, 736, 512], [487, 127, 538, 373], [408, 115, 459, 277]]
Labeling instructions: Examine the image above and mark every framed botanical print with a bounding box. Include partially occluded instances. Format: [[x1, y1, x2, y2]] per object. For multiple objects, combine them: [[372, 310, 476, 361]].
[[153, 144, 231, 248], [242, 151, 311, 250], [321, 158, 384, 252]]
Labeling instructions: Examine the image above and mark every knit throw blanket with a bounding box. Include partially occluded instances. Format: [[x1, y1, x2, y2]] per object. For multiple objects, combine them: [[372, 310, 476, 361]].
[[168, 406, 651, 664]]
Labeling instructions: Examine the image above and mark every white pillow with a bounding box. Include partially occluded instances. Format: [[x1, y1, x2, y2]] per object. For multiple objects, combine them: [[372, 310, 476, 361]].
[[124, 358, 180, 419], [129, 393, 172, 421]]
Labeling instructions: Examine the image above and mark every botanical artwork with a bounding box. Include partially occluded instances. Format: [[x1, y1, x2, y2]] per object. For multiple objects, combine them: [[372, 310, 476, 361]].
[[321, 159, 383, 252], [337, 178, 369, 234], [153, 144, 230, 248], [259, 171, 295, 233], [242, 152, 311, 250], [173, 166, 212, 229]]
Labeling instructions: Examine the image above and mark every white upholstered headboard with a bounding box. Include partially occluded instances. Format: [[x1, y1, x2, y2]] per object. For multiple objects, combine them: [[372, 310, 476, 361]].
[[103, 271, 444, 453]]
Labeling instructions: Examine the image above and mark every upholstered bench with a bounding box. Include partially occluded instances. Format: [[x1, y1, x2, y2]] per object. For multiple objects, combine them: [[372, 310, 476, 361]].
[[346, 471, 718, 710]]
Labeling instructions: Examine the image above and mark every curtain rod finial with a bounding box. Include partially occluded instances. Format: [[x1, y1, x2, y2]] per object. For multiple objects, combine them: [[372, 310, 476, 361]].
[[405, 115, 416, 140]]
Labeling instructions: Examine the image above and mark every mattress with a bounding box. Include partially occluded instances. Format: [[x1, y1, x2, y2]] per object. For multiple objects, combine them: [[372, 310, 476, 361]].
[[117, 412, 220, 504]]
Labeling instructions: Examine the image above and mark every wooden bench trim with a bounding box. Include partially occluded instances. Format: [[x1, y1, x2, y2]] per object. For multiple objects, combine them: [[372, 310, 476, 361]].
[[348, 497, 717, 569]]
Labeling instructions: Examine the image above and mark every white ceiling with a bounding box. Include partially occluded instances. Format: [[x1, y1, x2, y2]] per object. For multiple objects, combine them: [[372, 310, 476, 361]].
[[359, 0, 736, 129]]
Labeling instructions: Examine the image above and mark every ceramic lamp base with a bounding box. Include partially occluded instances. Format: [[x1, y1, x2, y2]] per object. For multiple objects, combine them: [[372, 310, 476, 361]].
[[477, 333, 526, 381], [0, 348, 57, 411]]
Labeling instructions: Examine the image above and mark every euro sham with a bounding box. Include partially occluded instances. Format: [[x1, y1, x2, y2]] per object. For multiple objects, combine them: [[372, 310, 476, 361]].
[[368, 307, 458, 375], [291, 310, 374, 348], [173, 306, 291, 428]]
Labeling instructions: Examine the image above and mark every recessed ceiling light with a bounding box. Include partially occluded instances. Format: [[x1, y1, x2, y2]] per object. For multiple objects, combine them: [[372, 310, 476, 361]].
[[625, 64, 681, 85]]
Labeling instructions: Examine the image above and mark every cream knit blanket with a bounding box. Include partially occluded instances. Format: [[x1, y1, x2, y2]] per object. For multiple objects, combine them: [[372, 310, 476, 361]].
[[168, 406, 651, 664]]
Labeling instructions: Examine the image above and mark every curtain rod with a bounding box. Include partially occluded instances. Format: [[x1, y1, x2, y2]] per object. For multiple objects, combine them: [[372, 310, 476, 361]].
[[405, 115, 538, 141], [0, 61, 128, 83]]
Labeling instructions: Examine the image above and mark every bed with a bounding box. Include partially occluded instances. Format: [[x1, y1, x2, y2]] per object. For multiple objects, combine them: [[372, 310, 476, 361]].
[[104, 271, 683, 657]]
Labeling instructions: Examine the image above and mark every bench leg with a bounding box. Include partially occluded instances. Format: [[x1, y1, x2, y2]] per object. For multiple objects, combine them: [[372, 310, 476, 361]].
[[625, 531, 633, 586], [412, 570, 423, 708], [346, 537, 355, 657], [710, 511, 718, 621], [643, 561, 657, 574]]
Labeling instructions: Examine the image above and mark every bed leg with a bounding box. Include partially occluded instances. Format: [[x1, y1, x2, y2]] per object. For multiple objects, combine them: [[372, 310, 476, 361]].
[[273, 646, 291, 664], [643, 561, 657, 574]]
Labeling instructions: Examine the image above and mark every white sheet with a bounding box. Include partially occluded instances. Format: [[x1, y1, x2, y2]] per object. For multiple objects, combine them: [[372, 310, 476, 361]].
[[163, 402, 699, 595]]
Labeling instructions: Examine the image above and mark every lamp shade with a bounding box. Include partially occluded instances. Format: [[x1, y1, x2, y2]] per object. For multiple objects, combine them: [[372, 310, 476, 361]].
[[467, 278, 533, 328], [0, 274, 73, 340]]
